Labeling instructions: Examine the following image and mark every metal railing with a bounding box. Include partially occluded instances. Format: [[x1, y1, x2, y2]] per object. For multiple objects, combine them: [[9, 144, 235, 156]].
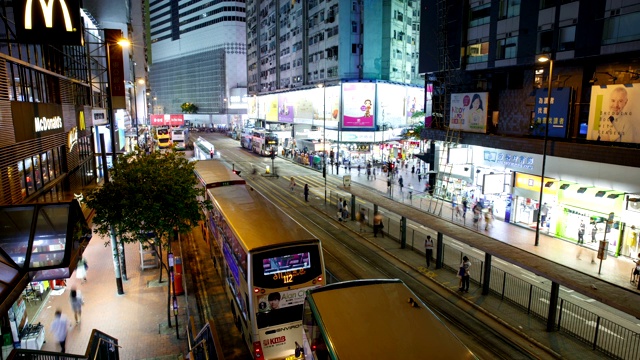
[[188, 320, 224, 360], [8, 330, 119, 360], [326, 190, 640, 359]]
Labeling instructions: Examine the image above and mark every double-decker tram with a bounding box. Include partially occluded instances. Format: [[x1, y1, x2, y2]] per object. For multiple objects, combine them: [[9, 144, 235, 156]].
[[156, 126, 171, 149], [252, 128, 279, 156], [194, 160, 326, 359], [302, 279, 477, 360]]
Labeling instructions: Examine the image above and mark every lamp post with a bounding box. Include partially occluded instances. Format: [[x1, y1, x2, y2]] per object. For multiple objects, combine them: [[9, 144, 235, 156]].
[[319, 83, 327, 204], [104, 30, 131, 295], [534, 54, 553, 247]]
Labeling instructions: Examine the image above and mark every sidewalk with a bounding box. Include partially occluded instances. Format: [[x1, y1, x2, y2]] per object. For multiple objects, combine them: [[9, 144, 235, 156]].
[[326, 160, 639, 292], [34, 234, 190, 359]]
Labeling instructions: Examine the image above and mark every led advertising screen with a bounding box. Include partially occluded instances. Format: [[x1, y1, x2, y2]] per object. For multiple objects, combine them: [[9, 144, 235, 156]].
[[449, 92, 488, 133], [587, 84, 640, 144], [377, 83, 407, 129], [483, 174, 506, 194], [321, 86, 341, 125], [293, 88, 317, 122], [343, 82, 375, 128], [278, 93, 295, 123], [532, 88, 570, 138], [406, 86, 426, 122]]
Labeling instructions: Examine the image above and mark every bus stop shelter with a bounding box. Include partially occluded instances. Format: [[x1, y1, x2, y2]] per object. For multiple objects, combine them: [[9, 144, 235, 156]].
[[0, 199, 92, 315]]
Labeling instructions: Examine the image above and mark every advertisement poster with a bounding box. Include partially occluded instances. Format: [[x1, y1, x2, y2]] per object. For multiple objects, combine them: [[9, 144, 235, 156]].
[[532, 88, 570, 138], [294, 88, 316, 122], [278, 93, 295, 123], [248, 95, 258, 118], [320, 86, 341, 125], [256, 289, 307, 313], [342, 82, 375, 127], [449, 92, 488, 133], [587, 84, 640, 144], [406, 86, 426, 121], [149, 114, 184, 126], [377, 83, 407, 128], [264, 94, 279, 122]]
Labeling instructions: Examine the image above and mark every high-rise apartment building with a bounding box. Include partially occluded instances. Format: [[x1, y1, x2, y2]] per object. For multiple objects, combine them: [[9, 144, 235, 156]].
[[419, 0, 640, 258], [246, 0, 422, 94], [148, 0, 248, 125]]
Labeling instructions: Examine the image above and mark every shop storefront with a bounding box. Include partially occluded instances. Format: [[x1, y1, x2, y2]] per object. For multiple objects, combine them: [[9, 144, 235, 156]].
[[511, 172, 557, 231]]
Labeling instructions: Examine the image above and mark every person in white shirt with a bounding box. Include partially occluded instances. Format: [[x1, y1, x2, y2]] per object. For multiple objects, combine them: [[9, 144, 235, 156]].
[[424, 236, 434, 268], [50, 310, 69, 353]]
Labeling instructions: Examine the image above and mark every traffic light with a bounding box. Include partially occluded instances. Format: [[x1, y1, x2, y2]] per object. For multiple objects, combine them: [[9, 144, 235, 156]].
[[270, 148, 276, 159]]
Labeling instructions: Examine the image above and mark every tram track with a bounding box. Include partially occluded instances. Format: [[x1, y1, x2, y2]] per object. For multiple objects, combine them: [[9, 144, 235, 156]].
[[209, 136, 557, 359]]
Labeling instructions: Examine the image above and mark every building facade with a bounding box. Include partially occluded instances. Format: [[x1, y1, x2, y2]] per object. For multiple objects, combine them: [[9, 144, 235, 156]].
[[148, 0, 248, 127], [420, 0, 640, 258]]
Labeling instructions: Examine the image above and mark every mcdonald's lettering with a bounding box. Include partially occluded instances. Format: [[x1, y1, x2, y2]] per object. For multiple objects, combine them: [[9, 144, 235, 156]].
[[24, 0, 74, 32]]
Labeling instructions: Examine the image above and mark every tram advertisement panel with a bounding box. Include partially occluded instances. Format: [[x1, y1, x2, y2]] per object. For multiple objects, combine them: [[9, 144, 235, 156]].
[[449, 92, 488, 133], [342, 82, 375, 128], [587, 84, 640, 144]]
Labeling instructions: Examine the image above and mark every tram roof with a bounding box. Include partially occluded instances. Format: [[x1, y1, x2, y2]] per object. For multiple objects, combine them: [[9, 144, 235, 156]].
[[194, 160, 245, 189], [207, 180, 316, 251], [307, 279, 475, 359]]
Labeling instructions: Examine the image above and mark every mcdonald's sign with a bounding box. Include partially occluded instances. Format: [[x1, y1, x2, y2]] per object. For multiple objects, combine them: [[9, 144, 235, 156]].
[[14, 0, 83, 46]]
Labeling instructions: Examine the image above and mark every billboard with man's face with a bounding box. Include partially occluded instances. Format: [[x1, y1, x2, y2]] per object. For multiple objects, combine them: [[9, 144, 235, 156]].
[[587, 84, 640, 144]]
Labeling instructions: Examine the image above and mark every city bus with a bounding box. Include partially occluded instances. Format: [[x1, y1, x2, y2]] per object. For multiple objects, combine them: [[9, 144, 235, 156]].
[[240, 126, 255, 150], [171, 128, 188, 150], [301, 279, 477, 360], [194, 160, 326, 359], [252, 128, 279, 156], [156, 126, 171, 149]]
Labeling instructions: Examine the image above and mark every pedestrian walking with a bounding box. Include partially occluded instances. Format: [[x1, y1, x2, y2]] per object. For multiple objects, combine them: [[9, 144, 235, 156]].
[[424, 236, 434, 268], [398, 176, 404, 192], [591, 223, 598, 243], [209, 148, 214, 158], [342, 200, 349, 221], [290, 177, 296, 191], [578, 220, 585, 244], [76, 257, 88, 283], [337, 198, 344, 221], [304, 184, 309, 202], [408, 184, 414, 201], [69, 288, 84, 324], [462, 197, 468, 218], [357, 164, 361, 175], [411, 165, 415, 175], [387, 178, 392, 194], [484, 206, 493, 230], [50, 310, 69, 353], [417, 173, 422, 183], [459, 256, 471, 292], [373, 211, 384, 238], [357, 208, 367, 232]]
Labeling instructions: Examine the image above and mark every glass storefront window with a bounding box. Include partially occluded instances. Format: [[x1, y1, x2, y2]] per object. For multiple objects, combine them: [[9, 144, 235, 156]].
[[33, 155, 41, 190], [41, 152, 49, 184], [46, 150, 54, 181], [17, 160, 27, 199], [52, 148, 60, 177], [0, 206, 35, 267], [30, 205, 68, 267], [24, 158, 34, 196]]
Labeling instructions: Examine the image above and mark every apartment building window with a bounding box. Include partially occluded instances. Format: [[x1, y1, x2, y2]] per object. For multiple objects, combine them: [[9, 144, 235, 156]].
[[469, 3, 491, 27], [558, 26, 576, 51], [496, 37, 518, 59], [538, 30, 553, 53], [499, 0, 521, 19], [352, 21, 358, 33], [602, 11, 640, 45], [466, 42, 489, 63]]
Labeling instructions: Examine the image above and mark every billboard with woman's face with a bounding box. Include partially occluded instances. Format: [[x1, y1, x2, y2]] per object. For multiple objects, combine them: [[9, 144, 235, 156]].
[[449, 92, 488, 133], [587, 84, 640, 144], [342, 82, 375, 128]]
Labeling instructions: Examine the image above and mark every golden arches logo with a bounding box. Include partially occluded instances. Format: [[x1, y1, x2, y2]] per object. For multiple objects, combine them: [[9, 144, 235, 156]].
[[24, 0, 74, 32]]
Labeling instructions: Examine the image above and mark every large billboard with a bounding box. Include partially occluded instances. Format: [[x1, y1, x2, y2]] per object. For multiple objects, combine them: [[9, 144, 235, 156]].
[[532, 87, 570, 138], [406, 86, 426, 123], [342, 82, 375, 128], [587, 84, 640, 144], [278, 93, 295, 123], [263, 94, 279, 122], [377, 83, 407, 129], [449, 92, 488, 133]]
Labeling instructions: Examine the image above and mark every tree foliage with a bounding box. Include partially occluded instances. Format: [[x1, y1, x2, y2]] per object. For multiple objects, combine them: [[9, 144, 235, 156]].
[[180, 102, 198, 114], [85, 149, 211, 248]]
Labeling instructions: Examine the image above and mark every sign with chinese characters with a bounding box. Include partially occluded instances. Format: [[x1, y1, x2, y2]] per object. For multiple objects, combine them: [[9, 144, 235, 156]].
[[533, 87, 570, 138], [483, 150, 535, 170]]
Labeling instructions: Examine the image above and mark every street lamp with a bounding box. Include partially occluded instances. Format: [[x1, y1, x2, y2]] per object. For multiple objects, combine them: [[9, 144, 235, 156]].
[[318, 83, 327, 204], [534, 54, 553, 247]]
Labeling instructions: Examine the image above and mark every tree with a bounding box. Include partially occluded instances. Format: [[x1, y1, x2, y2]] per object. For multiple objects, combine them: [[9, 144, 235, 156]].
[[180, 102, 198, 113], [85, 148, 212, 328]]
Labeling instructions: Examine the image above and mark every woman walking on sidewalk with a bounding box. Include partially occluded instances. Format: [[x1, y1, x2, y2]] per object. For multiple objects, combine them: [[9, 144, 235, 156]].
[[69, 288, 84, 324]]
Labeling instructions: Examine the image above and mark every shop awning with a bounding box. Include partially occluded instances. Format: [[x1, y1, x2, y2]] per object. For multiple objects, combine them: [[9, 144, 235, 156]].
[[0, 199, 91, 315]]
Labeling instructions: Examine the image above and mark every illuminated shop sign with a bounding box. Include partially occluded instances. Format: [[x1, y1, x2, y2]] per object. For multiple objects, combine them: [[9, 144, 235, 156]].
[[15, 0, 83, 46], [67, 126, 78, 152], [484, 150, 534, 170], [35, 116, 63, 132]]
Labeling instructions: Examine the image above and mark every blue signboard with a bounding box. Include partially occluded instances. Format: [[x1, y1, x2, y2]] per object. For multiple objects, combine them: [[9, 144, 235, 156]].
[[533, 87, 571, 138]]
